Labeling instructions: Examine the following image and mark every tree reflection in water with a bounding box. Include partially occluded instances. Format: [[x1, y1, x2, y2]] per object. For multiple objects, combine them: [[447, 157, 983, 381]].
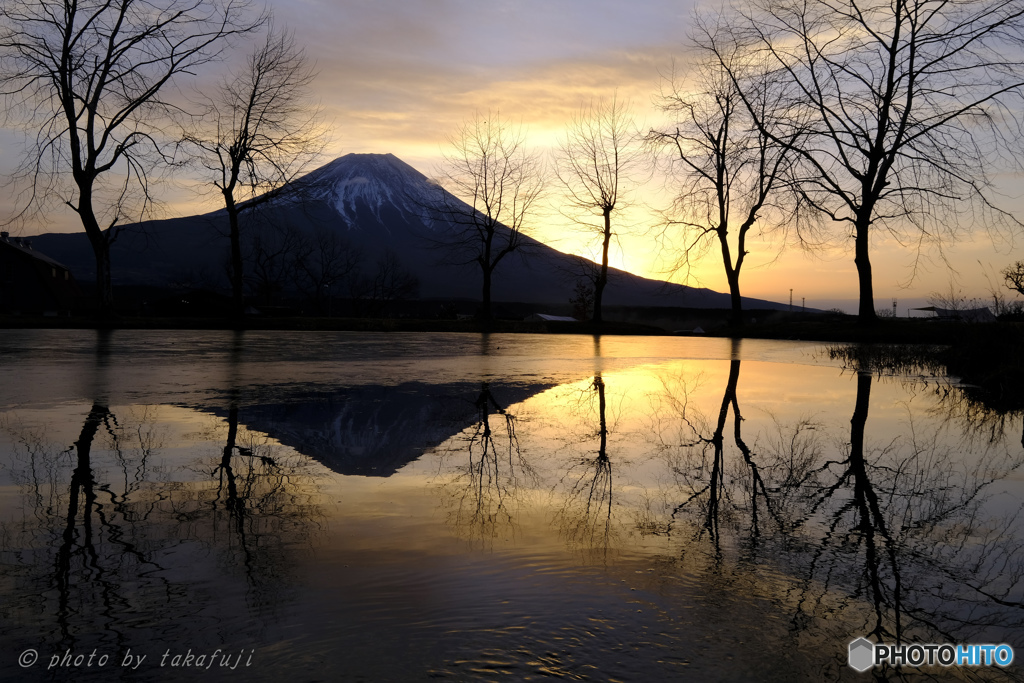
[[3, 331, 181, 652], [196, 330, 326, 612], [554, 372, 616, 559], [646, 346, 1024, 678], [648, 340, 785, 547], [436, 382, 538, 546], [3, 331, 1023, 680], [931, 379, 1024, 452], [0, 330, 328, 654], [545, 336, 624, 560]]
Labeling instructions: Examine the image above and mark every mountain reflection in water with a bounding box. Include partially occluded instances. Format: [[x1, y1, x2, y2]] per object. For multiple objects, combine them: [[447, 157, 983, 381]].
[[0, 330, 1022, 681]]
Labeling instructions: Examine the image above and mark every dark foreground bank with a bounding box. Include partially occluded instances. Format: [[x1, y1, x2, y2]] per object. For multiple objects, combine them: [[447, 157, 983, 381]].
[[1, 310, 1020, 342]]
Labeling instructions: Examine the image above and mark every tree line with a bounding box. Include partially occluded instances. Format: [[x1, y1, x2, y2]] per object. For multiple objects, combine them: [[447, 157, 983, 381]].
[[192, 222, 418, 317], [3, 0, 1024, 323]]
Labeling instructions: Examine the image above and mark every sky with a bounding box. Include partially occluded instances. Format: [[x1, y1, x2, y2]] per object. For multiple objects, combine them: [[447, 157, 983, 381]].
[[2, 0, 1023, 313]]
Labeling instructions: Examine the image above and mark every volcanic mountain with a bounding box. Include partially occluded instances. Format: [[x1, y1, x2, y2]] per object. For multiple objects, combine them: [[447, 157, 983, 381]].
[[29, 153, 783, 309]]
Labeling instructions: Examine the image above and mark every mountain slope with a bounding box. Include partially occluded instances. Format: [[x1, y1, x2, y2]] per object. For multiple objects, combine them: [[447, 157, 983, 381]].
[[29, 153, 785, 310]]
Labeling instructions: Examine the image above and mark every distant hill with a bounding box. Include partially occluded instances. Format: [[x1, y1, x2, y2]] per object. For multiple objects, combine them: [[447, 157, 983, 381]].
[[29, 153, 785, 310]]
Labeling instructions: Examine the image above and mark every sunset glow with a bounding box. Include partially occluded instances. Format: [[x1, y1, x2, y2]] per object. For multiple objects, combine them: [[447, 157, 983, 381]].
[[1, 0, 1021, 311]]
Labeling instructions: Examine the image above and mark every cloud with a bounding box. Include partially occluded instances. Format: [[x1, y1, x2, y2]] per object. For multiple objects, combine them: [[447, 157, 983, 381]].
[[273, 0, 692, 158], [320, 46, 683, 162], [4, 0, 1015, 302]]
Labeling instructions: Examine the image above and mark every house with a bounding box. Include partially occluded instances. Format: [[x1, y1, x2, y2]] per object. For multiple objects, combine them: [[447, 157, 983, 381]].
[[0, 232, 79, 316]]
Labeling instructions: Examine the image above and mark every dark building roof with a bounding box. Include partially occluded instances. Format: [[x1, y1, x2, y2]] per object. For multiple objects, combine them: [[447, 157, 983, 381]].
[[0, 232, 80, 315]]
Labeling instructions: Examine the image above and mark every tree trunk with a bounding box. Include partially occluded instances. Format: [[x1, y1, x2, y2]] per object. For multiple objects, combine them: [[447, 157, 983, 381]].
[[480, 231, 494, 321], [481, 265, 493, 321], [854, 215, 877, 324], [593, 210, 612, 324], [225, 196, 245, 320], [92, 239, 114, 319], [716, 224, 743, 327], [79, 198, 115, 318], [726, 268, 742, 327]]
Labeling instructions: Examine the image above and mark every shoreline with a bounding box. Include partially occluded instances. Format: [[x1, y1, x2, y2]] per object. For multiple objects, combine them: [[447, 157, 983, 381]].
[[1, 314, 1019, 345], [4, 314, 1021, 416]]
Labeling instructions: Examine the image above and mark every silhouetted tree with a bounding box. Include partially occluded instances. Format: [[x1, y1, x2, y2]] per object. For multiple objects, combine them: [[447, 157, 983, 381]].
[[434, 112, 545, 321], [293, 227, 362, 315], [651, 45, 805, 326], [243, 220, 304, 306], [555, 98, 644, 323], [185, 26, 324, 318], [0, 0, 262, 317], [569, 279, 595, 321], [1005, 261, 1024, 298], [350, 249, 420, 317], [702, 0, 1024, 323]]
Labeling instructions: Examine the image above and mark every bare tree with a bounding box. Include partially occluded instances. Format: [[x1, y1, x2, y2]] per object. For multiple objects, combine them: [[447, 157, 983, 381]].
[[185, 26, 324, 318], [703, 0, 1024, 323], [0, 0, 262, 317], [243, 219, 303, 307], [350, 249, 420, 318], [293, 227, 361, 316], [434, 112, 545, 321], [569, 278, 595, 321], [554, 98, 644, 323], [1005, 261, 1024, 298], [650, 50, 804, 326]]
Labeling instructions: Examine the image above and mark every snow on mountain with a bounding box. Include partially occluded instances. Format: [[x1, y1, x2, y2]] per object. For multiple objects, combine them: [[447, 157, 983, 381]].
[[25, 152, 787, 310], [297, 153, 447, 225]]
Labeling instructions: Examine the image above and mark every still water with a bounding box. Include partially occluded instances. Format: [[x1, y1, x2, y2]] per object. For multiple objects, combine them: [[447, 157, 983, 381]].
[[0, 330, 1021, 682]]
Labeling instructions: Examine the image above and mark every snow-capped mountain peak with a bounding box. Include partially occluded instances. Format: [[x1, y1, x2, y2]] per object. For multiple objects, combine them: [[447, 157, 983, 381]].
[[298, 153, 444, 224]]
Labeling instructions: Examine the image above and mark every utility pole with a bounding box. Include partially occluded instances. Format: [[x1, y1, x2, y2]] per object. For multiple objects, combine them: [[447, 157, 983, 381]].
[[789, 289, 793, 311]]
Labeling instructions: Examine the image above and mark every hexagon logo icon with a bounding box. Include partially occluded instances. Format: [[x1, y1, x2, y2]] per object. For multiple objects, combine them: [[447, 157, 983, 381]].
[[849, 638, 875, 672]]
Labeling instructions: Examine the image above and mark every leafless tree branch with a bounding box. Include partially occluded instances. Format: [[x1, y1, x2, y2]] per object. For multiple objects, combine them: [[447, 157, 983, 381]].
[[432, 111, 545, 321], [0, 0, 264, 316], [182, 23, 326, 318], [554, 96, 645, 323]]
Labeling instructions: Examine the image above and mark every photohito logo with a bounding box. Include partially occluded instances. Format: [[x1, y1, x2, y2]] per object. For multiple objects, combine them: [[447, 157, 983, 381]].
[[848, 638, 1014, 672]]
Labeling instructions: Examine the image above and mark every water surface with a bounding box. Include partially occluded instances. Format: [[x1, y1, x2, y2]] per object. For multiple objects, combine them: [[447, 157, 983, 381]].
[[0, 330, 1021, 681]]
